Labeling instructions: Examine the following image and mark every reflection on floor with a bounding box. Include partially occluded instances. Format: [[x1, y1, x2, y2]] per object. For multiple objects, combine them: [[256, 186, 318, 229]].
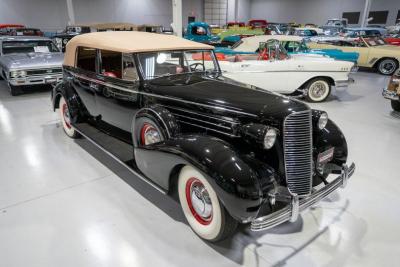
[[0, 72, 398, 267]]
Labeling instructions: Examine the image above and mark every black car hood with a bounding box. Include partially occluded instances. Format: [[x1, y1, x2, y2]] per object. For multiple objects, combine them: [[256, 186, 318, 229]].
[[145, 74, 309, 122]]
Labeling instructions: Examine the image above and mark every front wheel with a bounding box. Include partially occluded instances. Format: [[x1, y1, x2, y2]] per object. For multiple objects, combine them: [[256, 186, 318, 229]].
[[377, 58, 398, 75], [8, 84, 23, 96], [391, 100, 400, 112], [178, 165, 238, 242], [305, 78, 331, 102], [59, 96, 80, 138]]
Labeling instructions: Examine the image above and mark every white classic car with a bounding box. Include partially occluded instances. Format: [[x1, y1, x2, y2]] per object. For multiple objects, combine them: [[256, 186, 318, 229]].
[[215, 36, 354, 102]]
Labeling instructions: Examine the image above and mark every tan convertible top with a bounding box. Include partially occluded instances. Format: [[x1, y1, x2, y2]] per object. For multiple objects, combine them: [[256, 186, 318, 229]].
[[64, 31, 213, 67]]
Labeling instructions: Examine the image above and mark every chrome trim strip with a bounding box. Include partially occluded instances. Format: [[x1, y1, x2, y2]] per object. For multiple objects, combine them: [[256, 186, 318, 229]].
[[177, 120, 239, 137], [251, 163, 355, 231], [173, 113, 233, 130], [161, 105, 240, 124], [72, 124, 167, 195], [68, 71, 258, 118]]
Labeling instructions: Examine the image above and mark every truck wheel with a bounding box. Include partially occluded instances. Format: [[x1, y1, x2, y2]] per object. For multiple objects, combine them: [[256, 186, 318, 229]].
[[59, 96, 80, 138], [178, 165, 238, 242], [391, 100, 400, 112], [305, 78, 331, 102], [8, 84, 23, 96], [377, 58, 398, 75]]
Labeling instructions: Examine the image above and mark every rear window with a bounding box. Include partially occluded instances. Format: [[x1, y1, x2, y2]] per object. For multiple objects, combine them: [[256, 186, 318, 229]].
[[76, 47, 96, 72]]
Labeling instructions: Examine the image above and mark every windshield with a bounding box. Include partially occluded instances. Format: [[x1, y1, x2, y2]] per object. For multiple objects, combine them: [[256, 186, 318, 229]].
[[2, 40, 59, 54], [138, 50, 219, 80], [259, 40, 289, 60]]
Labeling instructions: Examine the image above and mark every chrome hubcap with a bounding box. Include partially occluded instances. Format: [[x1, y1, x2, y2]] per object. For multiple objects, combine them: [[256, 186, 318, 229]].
[[140, 123, 161, 145], [310, 82, 327, 98], [190, 183, 212, 219], [186, 178, 213, 225], [62, 103, 71, 129], [380, 60, 396, 74]]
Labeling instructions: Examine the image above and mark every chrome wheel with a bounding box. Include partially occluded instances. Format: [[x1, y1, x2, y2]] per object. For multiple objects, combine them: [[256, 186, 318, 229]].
[[307, 79, 330, 102], [140, 123, 162, 145], [62, 103, 72, 129], [185, 178, 213, 225], [378, 59, 397, 75]]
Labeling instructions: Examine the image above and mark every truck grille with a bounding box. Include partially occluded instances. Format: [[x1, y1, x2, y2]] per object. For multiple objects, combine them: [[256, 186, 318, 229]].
[[283, 110, 313, 196], [27, 68, 62, 76]]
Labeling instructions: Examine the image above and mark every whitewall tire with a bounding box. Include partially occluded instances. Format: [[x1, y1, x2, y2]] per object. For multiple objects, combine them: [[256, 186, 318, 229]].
[[59, 96, 79, 138], [306, 79, 331, 102], [178, 165, 237, 242]]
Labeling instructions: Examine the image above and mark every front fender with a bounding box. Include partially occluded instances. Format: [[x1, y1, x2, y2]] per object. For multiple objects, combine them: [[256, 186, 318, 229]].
[[314, 119, 348, 165], [134, 135, 275, 222]]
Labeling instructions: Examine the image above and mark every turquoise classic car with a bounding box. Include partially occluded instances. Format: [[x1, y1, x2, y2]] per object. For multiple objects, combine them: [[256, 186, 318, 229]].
[[215, 35, 359, 63], [183, 22, 220, 45]]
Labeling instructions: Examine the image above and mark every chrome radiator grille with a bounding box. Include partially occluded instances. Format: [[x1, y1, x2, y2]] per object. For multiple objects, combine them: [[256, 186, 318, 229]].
[[283, 110, 313, 196]]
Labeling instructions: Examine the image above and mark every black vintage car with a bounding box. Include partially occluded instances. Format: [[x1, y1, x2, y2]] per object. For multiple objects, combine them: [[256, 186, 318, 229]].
[[52, 32, 355, 242]]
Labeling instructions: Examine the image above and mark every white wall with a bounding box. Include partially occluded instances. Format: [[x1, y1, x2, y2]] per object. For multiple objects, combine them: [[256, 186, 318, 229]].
[[0, 0, 203, 32], [0, 0, 69, 31], [250, 0, 400, 26]]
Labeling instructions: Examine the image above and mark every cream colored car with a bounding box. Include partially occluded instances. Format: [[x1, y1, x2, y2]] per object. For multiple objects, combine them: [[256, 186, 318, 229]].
[[308, 37, 400, 75]]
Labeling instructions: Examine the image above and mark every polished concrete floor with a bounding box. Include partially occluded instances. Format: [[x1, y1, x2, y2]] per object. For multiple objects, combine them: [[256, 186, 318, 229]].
[[0, 72, 399, 267]]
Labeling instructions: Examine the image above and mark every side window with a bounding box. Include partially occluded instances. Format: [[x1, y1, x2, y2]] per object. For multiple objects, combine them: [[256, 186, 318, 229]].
[[100, 50, 122, 79], [122, 53, 139, 81], [76, 47, 96, 72]]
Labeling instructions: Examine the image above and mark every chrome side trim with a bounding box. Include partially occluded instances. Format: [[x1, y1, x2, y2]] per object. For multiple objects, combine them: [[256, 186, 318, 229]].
[[173, 113, 232, 130], [68, 70, 258, 118], [72, 124, 167, 195], [251, 163, 355, 231], [177, 120, 239, 137]]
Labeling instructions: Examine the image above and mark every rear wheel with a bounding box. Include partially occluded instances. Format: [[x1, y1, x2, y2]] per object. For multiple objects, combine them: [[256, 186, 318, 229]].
[[178, 165, 238, 242], [305, 78, 331, 102], [59, 96, 80, 138], [377, 58, 398, 75], [391, 100, 400, 112], [8, 84, 23, 96]]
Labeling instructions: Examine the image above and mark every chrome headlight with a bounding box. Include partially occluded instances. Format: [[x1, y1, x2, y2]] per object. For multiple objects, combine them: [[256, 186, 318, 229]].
[[318, 112, 328, 129], [10, 70, 27, 78], [264, 128, 277, 149]]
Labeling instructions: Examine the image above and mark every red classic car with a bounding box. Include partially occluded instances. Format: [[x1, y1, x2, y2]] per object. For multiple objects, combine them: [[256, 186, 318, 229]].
[[248, 19, 268, 29], [0, 24, 25, 35], [227, 21, 245, 28], [8, 27, 44, 36], [385, 34, 400, 46]]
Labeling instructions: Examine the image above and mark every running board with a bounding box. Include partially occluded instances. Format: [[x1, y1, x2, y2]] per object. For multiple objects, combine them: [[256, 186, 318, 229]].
[[73, 123, 167, 194]]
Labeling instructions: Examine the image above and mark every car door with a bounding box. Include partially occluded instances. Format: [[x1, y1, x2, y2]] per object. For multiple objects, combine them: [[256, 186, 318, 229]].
[[95, 50, 141, 133], [71, 46, 99, 116]]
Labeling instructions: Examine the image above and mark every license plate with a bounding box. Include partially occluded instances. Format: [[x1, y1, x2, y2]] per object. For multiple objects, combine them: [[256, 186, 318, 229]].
[[46, 79, 57, 83], [317, 147, 335, 164]]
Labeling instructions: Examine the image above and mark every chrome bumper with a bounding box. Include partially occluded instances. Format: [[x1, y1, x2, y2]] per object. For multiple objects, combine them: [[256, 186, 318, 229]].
[[9, 74, 62, 86], [335, 79, 350, 89], [251, 163, 355, 231], [382, 87, 399, 100]]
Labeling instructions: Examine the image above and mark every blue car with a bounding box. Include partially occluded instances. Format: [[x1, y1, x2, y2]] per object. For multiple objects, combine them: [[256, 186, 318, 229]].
[[215, 35, 359, 63], [183, 22, 220, 44]]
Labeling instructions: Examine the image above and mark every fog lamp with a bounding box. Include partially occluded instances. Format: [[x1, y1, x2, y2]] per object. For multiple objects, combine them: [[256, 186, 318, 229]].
[[318, 112, 328, 130], [264, 128, 277, 149]]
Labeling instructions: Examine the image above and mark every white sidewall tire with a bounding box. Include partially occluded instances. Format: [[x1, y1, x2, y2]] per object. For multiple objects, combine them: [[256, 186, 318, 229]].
[[59, 97, 77, 138], [307, 79, 330, 102], [178, 165, 223, 241]]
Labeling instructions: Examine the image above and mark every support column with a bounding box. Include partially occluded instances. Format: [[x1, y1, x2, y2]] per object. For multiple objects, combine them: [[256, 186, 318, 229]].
[[66, 0, 75, 25], [360, 0, 372, 27], [172, 0, 183, 37]]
